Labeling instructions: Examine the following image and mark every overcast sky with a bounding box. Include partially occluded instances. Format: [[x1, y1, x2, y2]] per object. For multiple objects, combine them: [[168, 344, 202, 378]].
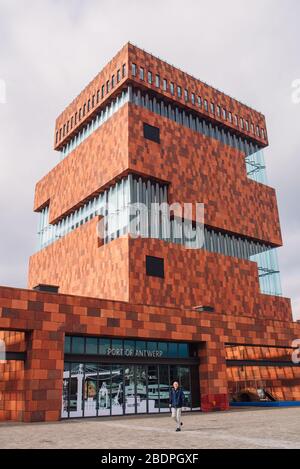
[[0, 0, 299, 319]]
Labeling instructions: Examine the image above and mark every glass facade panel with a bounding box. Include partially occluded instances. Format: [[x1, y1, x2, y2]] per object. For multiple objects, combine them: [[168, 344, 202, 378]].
[[147, 341, 157, 353], [64, 336, 71, 353], [111, 339, 123, 354], [111, 365, 124, 415], [178, 343, 189, 358], [62, 362, 70, 418], [63, 361, 199, 419], [99, 338, 111, 355], [148, 365, 159, 413], [72, 336, 84, 354], [86, 337, 98, 355], [69, 363, 84, 417], [159, 365, 170, 413], [158, 342, 168, 357], [136, 341, 146, 355], [98, 365, 111, 416], [136, 365, 148, 413], [124, 340, 135, 357], [38, 169, 281, 299], [168, 343, 178, 358]]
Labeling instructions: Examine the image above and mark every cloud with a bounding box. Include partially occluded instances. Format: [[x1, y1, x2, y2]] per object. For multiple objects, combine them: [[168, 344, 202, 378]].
[[0, 0, 299, 319]]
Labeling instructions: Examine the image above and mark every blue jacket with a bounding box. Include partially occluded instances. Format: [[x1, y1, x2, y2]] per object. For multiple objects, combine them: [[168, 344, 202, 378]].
[[169, 387, 185, 408]]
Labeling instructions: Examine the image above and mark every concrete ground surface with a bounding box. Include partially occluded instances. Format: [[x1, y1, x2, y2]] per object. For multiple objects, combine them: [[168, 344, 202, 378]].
[[0, 407, 299, 449]]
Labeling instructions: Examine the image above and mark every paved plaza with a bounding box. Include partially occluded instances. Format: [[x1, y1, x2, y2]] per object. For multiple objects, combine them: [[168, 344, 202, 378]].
[[0, 407, 299, 449]]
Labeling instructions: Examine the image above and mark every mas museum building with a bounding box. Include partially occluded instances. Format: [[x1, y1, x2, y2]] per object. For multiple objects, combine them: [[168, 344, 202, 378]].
[[0, 43, 300, 422]]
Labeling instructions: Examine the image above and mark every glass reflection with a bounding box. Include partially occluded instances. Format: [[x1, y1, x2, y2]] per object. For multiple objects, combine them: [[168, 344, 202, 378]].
[[111, 365, 124, 415], [98, 365, 111, 416], [62, 362, 70, 418], [148, 365, 159, 413], [159, 365, 170, 413], [62, 362, 197, 418]]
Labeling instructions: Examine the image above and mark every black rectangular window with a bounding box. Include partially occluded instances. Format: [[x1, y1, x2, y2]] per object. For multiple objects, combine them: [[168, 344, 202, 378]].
[[143, 123, 160, 143], [146, 256, 164, 278]]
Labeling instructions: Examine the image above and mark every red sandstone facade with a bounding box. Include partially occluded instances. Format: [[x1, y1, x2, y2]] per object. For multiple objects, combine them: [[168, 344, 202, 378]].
[[1, 43, 299, 422]]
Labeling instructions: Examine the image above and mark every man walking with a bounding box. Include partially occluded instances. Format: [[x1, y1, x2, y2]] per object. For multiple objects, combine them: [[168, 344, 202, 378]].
[[169, 380, 185, 432]]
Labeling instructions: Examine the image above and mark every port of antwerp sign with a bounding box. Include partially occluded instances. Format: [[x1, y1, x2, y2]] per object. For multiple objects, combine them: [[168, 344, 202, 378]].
[[107, 347, 163, 358]]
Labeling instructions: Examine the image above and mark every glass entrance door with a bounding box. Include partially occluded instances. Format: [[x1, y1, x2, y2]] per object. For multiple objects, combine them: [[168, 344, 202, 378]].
[[111, 365, 124, 415], [124, 365, 135, 414], [63, 362, 198, 418], [136, 365, 148, 413], [148, 365, 159, 413]]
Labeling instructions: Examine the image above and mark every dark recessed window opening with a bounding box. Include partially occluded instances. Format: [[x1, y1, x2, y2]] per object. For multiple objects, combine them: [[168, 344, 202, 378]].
[[146, 256, 164, 278], [143, 123, 160, 143], [33, 284, 59, 293]]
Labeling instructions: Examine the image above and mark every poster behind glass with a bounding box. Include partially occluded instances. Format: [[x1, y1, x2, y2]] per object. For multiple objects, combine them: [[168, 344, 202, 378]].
[[147, 365, 159, 413], [111, 365, 124, 415], [68, 363, 84, 418], [124, 365, 135, 414], [136, 365, 147, 413]]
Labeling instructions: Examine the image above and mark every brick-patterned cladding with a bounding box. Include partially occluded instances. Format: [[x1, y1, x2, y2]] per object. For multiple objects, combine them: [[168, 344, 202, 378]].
[[225, 345, 300, 401], [128, 238, 292, 322], [34, 105, 129, 223], [128, 104, 281, 246], [0, 331, 25, 352], [55, 43, 267, 150], [28, 217, 130, 302], [127, 44, 268, 147], [33, 100, 281, 250], [0, 286, 300, 421]]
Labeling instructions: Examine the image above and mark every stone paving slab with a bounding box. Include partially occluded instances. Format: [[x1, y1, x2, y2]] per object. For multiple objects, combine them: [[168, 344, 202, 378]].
[[0, 407, 299, 449]]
